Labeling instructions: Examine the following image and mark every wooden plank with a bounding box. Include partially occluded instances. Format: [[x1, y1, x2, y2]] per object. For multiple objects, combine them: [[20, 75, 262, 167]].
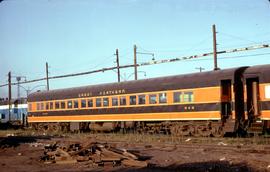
[[122, 159, 148, 167], [100, 157, 121, 162], [55, 159, 77, 164], [122, 150, 138, 160], [76, 156, 89, 162]]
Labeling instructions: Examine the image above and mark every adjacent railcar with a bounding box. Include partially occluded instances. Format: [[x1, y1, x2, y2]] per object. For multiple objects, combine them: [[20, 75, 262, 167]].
[[243, 65, 270, 134], [27, 64, 270, 136], [0, 98, 28, 128]]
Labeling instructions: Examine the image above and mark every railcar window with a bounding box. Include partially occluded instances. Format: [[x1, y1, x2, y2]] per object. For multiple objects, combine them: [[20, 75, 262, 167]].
[[61, 101, 66, 109], [130, 95, 137, 105], [74, 100, 79, 108], [138, 95, 146, 104], [88, 99, 93, 107], [173, 92, 182, 103], [183, 92, 194, 102], [67, 101, 73, 109], [120, 96, 126, 106], [103, 98, 109, 107], [55, 102, 60, 109], [81, 99, 86, 108], [49, 102, 54, 109], [159, 93, 167, 103], [46, 102, 49, 110], [149, 94, 157, 104], [112, 97, 118, 106], [40, 103, 44, 110], [96, 98, 102, 107], [1, 114, 5, 119], [37, 103, 40, 110]]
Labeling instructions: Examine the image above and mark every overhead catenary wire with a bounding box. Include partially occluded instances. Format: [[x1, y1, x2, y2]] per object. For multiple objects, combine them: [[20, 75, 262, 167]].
[[0, 44, 269, 88], [185, 52, 270, 62], [136, 36, 212, 54], [218, 32, 259, 44]]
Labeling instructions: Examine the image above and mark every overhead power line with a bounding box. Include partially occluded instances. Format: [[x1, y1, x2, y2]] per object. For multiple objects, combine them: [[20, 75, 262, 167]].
[[0, 44, 269, 88], [138, 44, 270, 66]]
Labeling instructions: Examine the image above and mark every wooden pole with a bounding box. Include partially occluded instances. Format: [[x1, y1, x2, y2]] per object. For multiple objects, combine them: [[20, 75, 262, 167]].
[[212, 24, 218, 70], [134, 45, 138, 80], [46, 62, 49, 90], [116, 49, 120, 82], [8, 71, 11, 122]]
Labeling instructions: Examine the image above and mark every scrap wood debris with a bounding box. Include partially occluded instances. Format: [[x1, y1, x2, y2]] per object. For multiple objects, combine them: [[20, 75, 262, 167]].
[[40, 142, 148, 167]]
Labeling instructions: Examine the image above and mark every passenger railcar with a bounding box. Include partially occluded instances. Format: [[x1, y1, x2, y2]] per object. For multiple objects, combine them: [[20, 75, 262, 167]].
[[0, 98, 28, 128], [27, 64, 270, 136]]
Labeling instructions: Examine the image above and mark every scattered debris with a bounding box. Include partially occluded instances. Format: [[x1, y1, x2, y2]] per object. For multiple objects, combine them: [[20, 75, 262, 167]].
[[6, 133, 15, 137], [160, 146, 176, 152], [17, 153, 22, 156], [217, 142, 227, 146], [267, 165, 270, 169], [40, 142, 149, 168], [185, 138, 191, 142], [29, 142, 44, 147], [219, 157, 226, 161]]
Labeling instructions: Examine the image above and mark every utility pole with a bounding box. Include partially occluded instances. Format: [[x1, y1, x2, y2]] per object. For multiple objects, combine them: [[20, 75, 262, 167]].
[[134, 45, 138, 80], [116, 49, 121, 82], [16, 77, 21, 99], [46, 62, 49, 91], [8, 72, 11, 122], [212, 24, 219, 70]]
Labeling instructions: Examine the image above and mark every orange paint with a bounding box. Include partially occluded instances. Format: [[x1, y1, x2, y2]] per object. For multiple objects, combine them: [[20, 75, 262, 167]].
[[28, 111, 221, 123]]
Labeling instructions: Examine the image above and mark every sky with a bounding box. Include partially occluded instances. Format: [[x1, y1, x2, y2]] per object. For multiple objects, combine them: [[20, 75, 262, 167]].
[[0, 0, 270, 98]]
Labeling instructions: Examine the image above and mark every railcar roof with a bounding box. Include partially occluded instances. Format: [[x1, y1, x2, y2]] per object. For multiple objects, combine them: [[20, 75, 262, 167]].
[[28, 66, 246, 102], [244, 64, 270, 83], [0, 98, 27, 106], [244, 64, 270, 73]]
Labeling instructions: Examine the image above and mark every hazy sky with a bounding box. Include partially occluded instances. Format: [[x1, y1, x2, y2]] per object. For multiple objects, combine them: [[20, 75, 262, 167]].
[[0, 0, 270, 98]]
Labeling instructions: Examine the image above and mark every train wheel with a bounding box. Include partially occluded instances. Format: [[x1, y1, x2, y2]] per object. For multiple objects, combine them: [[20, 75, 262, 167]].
[[211, 126, 224, 137], [196, 125, 211, 137], [179, 125, 192, 136], [37, 123, 49, 132], [48, 123, 61, 133]]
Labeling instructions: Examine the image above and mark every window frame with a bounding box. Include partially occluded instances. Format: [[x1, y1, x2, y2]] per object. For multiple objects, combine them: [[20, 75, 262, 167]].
[[55, 102, 60, 109], [96, 98, 102, 107], [129, 95, 137, 105], [88, 99, 93, 108], [49, 102, 54, 110], [67, 100, 73, 109], [46, 102, 49, 110], [103, 97, 109, 107], [120, 96, 127, 106], [173, 91, 182, 103], [74, 100, 79, 108], [81, 99, 87, 108], [183, 91, 194, 102], [138, 95, 146, 105], [149, 94, 157, 104], [112, 97, 118, 106], [60, 101, 66, 109], [159, 93, 167, 104]]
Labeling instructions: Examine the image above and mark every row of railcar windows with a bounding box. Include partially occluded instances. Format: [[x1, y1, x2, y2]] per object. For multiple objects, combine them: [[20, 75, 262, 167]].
[[33, 91, 194, 111]]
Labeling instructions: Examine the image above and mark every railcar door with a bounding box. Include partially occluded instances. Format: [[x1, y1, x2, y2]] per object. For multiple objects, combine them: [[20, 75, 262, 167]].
[[220, 80, 232, 121], [246, 77, 260, 121]]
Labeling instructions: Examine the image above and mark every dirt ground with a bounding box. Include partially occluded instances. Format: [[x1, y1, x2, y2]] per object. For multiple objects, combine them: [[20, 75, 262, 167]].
[[0, 130, 270, 172]]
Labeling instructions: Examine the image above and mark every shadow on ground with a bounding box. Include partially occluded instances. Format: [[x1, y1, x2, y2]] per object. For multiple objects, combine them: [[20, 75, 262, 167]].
[[0, 136, 52, 148], [113, 161, 256, 172]]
